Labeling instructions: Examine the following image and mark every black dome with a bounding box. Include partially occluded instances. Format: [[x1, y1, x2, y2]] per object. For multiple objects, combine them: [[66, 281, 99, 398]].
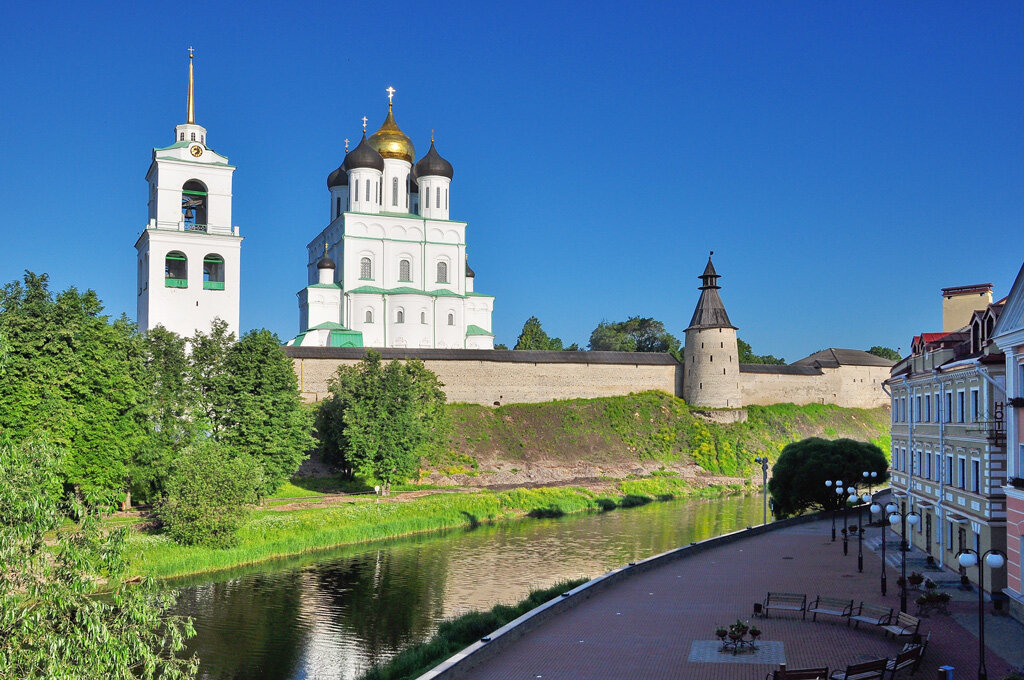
[[409, 166, 419, 194], [327, 163, 348, 189], [345, 132, 385, 172], [465, 260, 475, 278], [414, 142, 453, 180], [317, 255, 336, 270]]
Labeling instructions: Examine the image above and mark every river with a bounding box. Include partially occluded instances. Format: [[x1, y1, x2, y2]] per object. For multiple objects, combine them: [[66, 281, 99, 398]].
[[172, 492, 765, 680]]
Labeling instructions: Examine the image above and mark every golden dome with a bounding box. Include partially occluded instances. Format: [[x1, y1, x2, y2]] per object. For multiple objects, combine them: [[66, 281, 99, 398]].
[[368, 103, 415, 163]]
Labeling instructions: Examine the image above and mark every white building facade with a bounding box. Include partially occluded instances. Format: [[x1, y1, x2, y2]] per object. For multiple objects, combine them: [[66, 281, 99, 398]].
[[288, 93, 494, 350], [135, 52, 242, 338]]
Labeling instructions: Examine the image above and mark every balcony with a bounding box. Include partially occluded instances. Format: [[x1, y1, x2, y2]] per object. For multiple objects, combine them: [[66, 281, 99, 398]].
[[165, 278, 188, 288], [203, 281, 225, 291], [967, 401, 1006, 445]]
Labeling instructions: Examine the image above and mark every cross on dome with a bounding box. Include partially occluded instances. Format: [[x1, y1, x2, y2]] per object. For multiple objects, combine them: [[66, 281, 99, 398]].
[[188, 46, 194, 58], [344, 138, 349, 152], [386, 86, 396, 103], [361, 116, 367, 132]]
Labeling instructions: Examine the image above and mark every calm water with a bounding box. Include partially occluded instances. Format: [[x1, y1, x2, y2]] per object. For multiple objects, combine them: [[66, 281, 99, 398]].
[[173, 493, 764, 680]]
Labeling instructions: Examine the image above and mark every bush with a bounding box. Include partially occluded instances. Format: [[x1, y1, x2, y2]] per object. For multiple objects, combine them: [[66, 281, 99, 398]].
[[158, 444, 263, 547]]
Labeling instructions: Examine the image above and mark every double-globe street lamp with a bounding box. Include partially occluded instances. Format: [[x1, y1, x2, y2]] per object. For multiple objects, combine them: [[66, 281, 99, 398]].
[[825, 479, 841, 541], [847, 485, 872, 573], [886, 503, 920, 613], [956, 549, 1006, 680], [861, 470, 878, 523], [869, 497, 889, 595]]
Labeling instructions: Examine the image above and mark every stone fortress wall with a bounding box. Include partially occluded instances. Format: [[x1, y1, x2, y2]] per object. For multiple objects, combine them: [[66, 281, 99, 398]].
[[285, 347, 890, 409]]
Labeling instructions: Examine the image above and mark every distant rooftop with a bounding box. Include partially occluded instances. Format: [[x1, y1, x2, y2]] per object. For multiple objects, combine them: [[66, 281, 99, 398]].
[[941, 283, 993, 297], [791, 348, 896, 368]]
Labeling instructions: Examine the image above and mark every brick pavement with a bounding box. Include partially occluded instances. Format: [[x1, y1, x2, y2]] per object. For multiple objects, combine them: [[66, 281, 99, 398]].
[[458, 519, 1018, 679]]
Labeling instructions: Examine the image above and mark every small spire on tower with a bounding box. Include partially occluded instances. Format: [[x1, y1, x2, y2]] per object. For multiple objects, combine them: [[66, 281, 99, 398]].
[[431, 128, 435, 144], [344, 138, 350, 152], [186, 47, 195, 124], [324, 242, 329, 257], [362, 116, 368, 133]]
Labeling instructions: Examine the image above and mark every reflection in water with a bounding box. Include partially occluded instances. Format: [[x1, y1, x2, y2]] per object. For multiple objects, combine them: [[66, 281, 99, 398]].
[[175, 493, 763, 679]]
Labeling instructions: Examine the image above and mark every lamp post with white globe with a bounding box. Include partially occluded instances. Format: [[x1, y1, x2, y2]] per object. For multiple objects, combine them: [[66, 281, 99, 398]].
[[849, 487, 872, 573], [887, 504, 920, 613], [956, 548, 1006, 680], [861, 470, 878, 523], [824, 480, 841, 541], [869, 497, 888, 595]]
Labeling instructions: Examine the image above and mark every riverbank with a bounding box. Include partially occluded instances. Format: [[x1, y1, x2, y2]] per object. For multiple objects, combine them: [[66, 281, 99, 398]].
[[127, 476, 746, 580]]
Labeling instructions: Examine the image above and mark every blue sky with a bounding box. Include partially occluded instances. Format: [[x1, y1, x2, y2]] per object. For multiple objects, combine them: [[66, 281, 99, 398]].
[[1, 1, 1021, 359]]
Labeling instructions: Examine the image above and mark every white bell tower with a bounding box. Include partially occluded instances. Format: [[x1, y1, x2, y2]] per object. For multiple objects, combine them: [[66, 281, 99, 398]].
[[135, 49, 242, 339]]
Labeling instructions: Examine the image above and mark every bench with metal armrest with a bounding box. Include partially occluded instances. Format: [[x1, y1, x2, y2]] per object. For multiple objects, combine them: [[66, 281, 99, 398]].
[[808, 595, 854, 622], [761, 592, 808, 619], [828, 658, 888, 680], [848, 602, 893, 629]]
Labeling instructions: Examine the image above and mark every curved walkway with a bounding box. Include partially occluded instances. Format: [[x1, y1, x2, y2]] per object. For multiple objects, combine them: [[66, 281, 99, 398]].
[[442, 518, 1019, 679]]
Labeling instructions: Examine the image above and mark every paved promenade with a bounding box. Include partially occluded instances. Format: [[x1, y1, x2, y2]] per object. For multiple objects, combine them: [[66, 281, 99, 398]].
[[460, 518, 1021, 679]]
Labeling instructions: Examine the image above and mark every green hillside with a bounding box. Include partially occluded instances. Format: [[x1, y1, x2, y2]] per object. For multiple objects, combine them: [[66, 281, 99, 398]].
[[432, 392, 890, 482]]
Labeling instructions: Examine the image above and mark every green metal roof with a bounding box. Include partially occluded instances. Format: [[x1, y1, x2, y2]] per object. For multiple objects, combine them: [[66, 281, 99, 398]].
[[307, 283, 342, 289], [466, 291, 495, 298], [153, 141, 191, 151], [466, 324, 494, 336], [308, 321, 351, 331], [347, 285, 469, 299]]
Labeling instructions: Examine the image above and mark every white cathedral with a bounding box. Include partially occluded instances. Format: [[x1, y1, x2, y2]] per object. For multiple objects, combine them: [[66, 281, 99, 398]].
[[135, 54, 494, 349], [287, 88, 495, 350]]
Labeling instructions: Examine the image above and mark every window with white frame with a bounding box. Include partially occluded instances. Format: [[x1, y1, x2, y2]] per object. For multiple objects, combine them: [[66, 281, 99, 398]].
[[957, 391, 965, 423], [436, 261, 448, 283], [399, 259, 411, 281], [392, 177, 399, 206], [924, 453, 931, 479], [947, 455, 954, 484], [971, 459, 980, 493], [360, 257, 372, 279], [958, 457, 966, 489], [396, 309, 404, 324], [934, 394, 940, 422], [945, 392, 953, 423], [924, 395, 930, 421], [447, 312, 454, 326], [365, 309, 373, 323], [970, 389, 979, 422]]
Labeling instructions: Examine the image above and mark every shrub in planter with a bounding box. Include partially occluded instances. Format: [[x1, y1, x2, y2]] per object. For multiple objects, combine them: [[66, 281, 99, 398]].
[[908, 572, 925, 585], [715, 627, 728, 639], [749, 627, 761, 638], [925, 578, 937, 590]]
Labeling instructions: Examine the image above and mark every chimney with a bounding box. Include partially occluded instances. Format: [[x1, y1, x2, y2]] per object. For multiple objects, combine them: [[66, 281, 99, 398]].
[[940, 283, 993, 332]]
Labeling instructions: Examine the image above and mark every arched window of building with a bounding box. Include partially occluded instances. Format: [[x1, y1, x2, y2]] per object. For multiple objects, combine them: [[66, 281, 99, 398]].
[[399, 259, 411, 281], [365, 309, 373, 323], [392, 177, 399, 206], [447, 313, 454, 326], [336, 197, 341, 217], [182, 180, 208, 229], [436, 261, 448, 283], [365, 179, 371, 202], [165, 251, 188, 287], [360, 257, 372, 279], [436, 187, 440, 209], [445, 188, 448, 210], [355, 179, 359, 203], [420, 311, 426, 324], [203, 254, 225, 290], [425, 186, 430, 209], [397, 309, 404, 323]]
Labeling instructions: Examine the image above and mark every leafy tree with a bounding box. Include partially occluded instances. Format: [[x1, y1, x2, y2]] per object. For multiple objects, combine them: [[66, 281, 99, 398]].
[[867, 345, 901, 361], [513, 316, 566, 350], [737, 338, 786, 365], [157, 443, 263, 547], [318, 352, 448, 492], [0, 272, 148, 501], [767, 437, 889, 518], [494, 343, 508, 350], [588, 316, 680, 355], [189, 318, 235, 438], [211, 329, 314, 496], [0, 437, 197, 678]]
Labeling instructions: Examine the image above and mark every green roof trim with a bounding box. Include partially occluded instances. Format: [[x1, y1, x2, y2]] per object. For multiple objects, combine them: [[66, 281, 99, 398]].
[[347, 285, 471, 299], [466, 291, 495, 298], [155, 156, 234, 167], [466, 325, 494, 336], [308, 321, 351, 331], [289, 332, 307, 346], [153, 141, 191, 151], [329, 329, 363, 348], [344, 210, 467, 225], [307, 283, 341, 289]]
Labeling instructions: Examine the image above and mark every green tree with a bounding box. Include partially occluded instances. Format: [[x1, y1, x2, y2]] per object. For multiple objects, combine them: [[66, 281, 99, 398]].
[[0, 272, 148, 501], [189, 318, 235, 437], [513, 316, 566, 350], [767, 437, 889, 518], [319, 352, 448, 492], [157, 443, 263, 547], [211, 329, 314, 496], [867, 345, 901, 361], [588, 317, 680, 354], [737, 338, 786, 365], [0, 437, 197, 678]]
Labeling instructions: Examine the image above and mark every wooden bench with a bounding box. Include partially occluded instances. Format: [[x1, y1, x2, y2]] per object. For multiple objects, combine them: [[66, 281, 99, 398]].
[[885, 645, 923, 678], [766, 664, 829, 680], [762, 592, 807, 619], [766, 664, 829, 679], [828, 658, 887, 680], [900, 632, 930, 675], [881, 612, 920, 640], [849, 602, 893, 629], [808, 595, 854, 622]]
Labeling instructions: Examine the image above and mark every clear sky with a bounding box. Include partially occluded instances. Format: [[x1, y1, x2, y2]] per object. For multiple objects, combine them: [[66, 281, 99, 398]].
[[1, 1, 1021, 359]]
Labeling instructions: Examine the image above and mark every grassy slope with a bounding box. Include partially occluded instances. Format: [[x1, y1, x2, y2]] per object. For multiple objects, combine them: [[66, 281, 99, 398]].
[[438, 392, 890, 477]]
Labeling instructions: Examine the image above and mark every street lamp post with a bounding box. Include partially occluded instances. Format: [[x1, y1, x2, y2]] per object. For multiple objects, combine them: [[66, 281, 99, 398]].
[[861, 471, 878, 523], [825, 480, 839, 541], [754, 456, 770, 526], [956, 549, 1006, 680], [842, 484, 855, 556], [849, 488, 872, 573], [887, 504, 921, 613], [869, 497, 887, 595]]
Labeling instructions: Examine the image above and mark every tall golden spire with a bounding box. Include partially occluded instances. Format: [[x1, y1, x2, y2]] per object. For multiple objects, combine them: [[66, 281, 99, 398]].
[[186, 47, 195, 124]]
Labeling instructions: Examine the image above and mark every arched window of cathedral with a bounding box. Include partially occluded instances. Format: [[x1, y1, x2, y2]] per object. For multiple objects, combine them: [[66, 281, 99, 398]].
[[365, 309, 373, 323], [360, 257, 372, 279], [445, 188, 448, 210], [436, 262, 448, 283], [182, 180, 208, 229], [203, 254, 225, 290], [447, 313, 454, 326], [365, 180, 370, 202], [392, 177, 399, 206], [397, 309, 404, 324], [336, 197, 341, 218], [420, 311, 426, 324], [436, 187, 440, 209], [399, 259, 411, 282], [425, 187, 430, 209], [355, 179, 359, 202], [191, 133, 196, 141], [165, 251, 188, 288]]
